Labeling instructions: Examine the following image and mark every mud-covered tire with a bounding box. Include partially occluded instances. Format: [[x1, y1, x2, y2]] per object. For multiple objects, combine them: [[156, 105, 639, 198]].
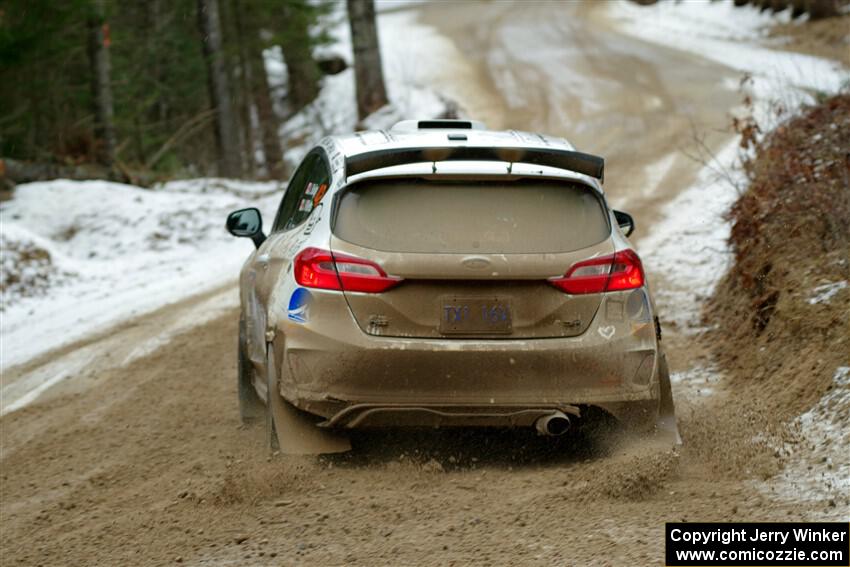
[[238, 321, 264, 424]]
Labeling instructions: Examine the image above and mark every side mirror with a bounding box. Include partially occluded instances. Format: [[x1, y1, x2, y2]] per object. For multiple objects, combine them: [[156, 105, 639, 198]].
[[613, 210, 635, 237], [226, 208, 266, 248]]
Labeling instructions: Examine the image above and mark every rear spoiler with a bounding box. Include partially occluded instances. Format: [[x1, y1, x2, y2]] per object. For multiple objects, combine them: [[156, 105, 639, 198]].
[[344, 146, 604, 182]]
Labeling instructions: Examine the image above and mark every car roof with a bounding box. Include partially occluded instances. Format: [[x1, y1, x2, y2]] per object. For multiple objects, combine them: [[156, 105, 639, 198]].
[[318, 120, 605, 193]]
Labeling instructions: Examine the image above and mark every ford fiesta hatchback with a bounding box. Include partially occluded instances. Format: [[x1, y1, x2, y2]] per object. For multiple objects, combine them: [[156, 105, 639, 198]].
[[227, 119, 677, 454]]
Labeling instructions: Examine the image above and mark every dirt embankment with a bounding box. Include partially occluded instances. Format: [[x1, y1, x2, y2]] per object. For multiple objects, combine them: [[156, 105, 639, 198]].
[[707, 93, 850, 421]]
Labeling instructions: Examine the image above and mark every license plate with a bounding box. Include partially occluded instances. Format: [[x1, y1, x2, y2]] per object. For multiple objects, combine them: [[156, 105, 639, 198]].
[[439, 297, 512, 334]]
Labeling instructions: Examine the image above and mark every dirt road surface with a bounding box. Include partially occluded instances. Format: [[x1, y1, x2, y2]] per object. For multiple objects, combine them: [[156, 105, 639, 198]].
[[1, 3, 844, 566]]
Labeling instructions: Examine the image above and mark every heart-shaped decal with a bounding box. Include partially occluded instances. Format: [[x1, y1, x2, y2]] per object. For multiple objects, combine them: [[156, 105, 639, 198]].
[[598, 325, 615, 340]]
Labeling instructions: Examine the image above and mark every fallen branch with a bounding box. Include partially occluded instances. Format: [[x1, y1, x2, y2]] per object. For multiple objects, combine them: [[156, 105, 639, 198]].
[[145, 109, 216, 170], [0, 157, 113, 186]]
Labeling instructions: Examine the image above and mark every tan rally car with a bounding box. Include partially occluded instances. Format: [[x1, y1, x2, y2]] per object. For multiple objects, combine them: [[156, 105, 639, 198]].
[[226, 119, 677, 454]]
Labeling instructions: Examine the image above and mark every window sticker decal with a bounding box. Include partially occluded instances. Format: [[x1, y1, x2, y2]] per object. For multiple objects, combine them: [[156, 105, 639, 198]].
[[313, 184, 328, 206], [298, 198, 314, 213]]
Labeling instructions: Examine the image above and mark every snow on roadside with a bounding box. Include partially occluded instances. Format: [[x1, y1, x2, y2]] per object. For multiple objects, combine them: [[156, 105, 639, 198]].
[[0, 180, 279, 371], [608, 0, 849, 129], [608, 0, 848, 88], [670, 364, 721, 398], [638, 140, 742, 331], [807, 280, 848, 305], [611, 0, 794, 44], [155, 178, 280, 198], [765, 366, 850, 518]]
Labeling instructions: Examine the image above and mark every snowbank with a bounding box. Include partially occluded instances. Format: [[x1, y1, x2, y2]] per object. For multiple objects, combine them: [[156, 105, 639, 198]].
[[0, 180, 279, 371], [608, 0, 847, 88], [608, 0, 849, 128]]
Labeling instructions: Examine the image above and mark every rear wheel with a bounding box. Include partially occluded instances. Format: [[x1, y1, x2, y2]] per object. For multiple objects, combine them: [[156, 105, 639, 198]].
[[238, 320, 264, 424]]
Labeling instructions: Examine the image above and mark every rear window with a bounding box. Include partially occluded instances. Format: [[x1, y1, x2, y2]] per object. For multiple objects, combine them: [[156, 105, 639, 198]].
[[333, 178, 610, 254]]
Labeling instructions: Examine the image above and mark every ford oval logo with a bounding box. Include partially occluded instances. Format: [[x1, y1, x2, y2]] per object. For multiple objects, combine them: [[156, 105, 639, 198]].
[[461, 256, 491, 270]]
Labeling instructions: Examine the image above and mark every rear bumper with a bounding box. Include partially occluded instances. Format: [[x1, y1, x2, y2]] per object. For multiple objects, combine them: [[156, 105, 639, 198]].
[[272, 290, 661, 429]]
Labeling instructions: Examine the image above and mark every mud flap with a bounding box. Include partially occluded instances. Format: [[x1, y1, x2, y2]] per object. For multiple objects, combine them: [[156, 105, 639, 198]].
[[656, 354, 682, 446], [266, 343, 351, 455]]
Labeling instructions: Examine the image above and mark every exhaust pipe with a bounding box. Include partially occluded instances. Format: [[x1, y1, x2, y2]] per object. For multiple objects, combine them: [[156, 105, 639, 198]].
[[535, 411, 571, 437]]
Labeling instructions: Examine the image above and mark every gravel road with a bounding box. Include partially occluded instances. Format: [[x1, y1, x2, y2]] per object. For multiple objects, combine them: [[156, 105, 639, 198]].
[[1, 3, 841, 566]]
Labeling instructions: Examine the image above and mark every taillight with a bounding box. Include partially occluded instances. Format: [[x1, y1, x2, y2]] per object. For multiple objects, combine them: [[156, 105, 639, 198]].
[[294, 247, 402, 293], [605, 249, 645, 291], [548, 249, 644, 294]]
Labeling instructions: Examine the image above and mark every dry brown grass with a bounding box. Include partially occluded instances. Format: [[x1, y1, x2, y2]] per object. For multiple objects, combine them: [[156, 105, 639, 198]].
[[707, 94, 850, 419]]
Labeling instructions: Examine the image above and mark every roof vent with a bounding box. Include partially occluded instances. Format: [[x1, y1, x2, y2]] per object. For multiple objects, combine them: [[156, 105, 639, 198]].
[[418, 120, 472, 129], [390, 119, 487, 132]]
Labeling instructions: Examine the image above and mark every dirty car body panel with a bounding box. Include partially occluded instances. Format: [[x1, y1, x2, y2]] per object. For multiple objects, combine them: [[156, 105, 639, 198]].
[[228, 120, 673, 451]]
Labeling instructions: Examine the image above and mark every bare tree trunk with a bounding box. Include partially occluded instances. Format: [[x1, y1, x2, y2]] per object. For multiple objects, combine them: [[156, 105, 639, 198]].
[[250, 48, 285, 179], [232, 0, 257, 178], [790, 0, 807, 17], [237, 70, 257, 179], [232, 0, 283, 179], [346, 0, 389, 121], [147, 0, 168, 129], [87, 0, 116, 166], [279, 1, 321, 111], [198, 0, 242, 177], [805, 0, 839, 18]]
